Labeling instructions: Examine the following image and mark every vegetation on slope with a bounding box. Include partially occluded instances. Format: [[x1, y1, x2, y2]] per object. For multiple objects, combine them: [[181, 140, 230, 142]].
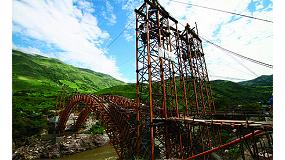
[[211, 79, 272, 110], [13, 49, 124, 94], [239, 75, 273, 87], [12, 50, 124, 140], [96, 84, 137, 99]]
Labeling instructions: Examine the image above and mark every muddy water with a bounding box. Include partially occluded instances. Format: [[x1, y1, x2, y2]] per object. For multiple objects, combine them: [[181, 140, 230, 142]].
[[59, 143, 118, 160]]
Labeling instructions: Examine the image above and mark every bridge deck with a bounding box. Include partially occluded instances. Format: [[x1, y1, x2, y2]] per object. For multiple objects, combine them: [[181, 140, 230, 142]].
[[154, 117, 273, 129]]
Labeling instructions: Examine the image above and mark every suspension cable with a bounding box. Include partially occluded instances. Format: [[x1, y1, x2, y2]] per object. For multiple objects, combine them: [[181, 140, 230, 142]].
[[201, 37, 273, 68], [210, 75, 250, 81], [169, 0, 273, 23]]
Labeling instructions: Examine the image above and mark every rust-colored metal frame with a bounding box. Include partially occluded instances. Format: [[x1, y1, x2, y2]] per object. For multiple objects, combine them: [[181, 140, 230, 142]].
[[135, 0, 272, 159], [57, 94, 273, 159], [57, 94, 138, 159], [135, 0, 215, 159]]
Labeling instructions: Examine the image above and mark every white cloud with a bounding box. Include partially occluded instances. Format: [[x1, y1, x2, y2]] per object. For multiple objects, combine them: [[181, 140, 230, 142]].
[[118, 0, 143, 41], [13, 0, 128, 82], [102, 0, 117, 25], [76, 1, 95, 13], [120, 0, 273, 81], [13, 44, 45, 56], [195, 1, 273, 81]]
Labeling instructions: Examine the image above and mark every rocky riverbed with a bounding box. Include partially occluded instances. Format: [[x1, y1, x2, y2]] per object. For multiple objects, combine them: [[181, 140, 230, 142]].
[[13, 133, 109, 160]]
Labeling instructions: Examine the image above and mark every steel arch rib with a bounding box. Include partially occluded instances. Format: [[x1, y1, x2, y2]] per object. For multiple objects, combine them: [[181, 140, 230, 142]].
[[57, 94, 138, 159], [58, 94, 135, 132]]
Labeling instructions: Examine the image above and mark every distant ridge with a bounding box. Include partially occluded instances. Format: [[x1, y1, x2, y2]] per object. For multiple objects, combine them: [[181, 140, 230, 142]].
[[239, 75, 273, 87]]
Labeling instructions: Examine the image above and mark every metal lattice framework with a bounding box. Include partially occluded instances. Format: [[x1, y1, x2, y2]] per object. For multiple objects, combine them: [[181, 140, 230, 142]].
[[57, 0, 272, 159], [134, 0, 272, 159], [58, 95, 139, 159], [135, 0, 215, 159]]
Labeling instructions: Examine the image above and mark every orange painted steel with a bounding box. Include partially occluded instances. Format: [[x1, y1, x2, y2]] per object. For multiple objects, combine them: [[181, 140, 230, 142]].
[[188, 130, 263, 159]]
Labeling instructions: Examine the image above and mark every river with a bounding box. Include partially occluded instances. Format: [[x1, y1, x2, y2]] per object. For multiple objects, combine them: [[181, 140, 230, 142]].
[[58, 143, 118, 160]]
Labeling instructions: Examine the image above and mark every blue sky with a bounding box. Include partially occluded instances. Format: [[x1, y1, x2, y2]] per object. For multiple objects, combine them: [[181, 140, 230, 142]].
[[12, 0, 273, 82]]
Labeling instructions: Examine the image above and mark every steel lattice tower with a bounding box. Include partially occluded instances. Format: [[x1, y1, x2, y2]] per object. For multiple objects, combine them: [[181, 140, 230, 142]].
[[135, 0, 272, 159], [135, 0, 215, 157]]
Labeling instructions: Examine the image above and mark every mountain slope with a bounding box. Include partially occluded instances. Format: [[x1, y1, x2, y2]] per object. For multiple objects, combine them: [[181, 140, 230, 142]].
[[13, 49, 124, 94], [239, 75, 273, 87], [211, 79, 272, 109]]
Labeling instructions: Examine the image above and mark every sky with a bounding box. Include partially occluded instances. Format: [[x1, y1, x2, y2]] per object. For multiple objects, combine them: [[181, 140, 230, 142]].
[[12, 0, 273, 82]]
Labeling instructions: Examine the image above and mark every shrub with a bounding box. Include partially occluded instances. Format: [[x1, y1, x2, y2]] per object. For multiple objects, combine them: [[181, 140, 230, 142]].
[[88, 122, 105, 135]]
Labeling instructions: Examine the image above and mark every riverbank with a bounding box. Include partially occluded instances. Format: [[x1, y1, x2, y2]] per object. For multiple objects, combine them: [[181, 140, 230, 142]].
[[13, 133, 109, 160], [58, 143, 117, 160]]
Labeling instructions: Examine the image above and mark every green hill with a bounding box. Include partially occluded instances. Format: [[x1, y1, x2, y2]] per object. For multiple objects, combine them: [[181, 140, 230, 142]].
[[13, 49, 124, 94], [12, 50, 125, 140], [239, 75, 273, 87], [96, 83, 137, 99], [211, 79, 272, 110]]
